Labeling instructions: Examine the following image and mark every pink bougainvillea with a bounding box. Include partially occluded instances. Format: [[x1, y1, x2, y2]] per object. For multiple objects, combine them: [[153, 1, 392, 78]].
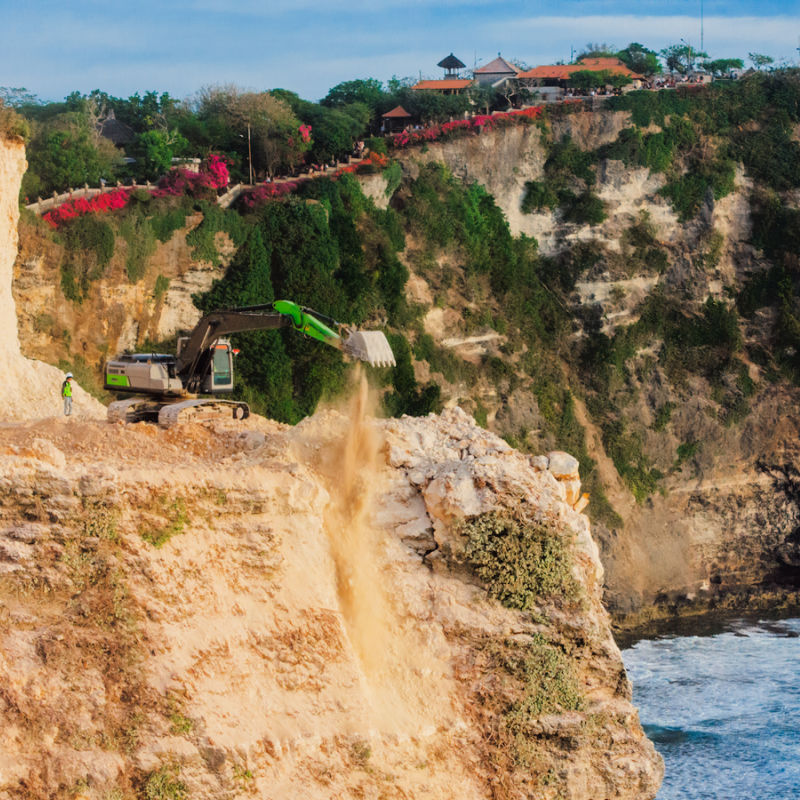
[[389, 105, 544, 149], [240, 180, 300, 209], [43, 107, 547, 224], [44, 154, 231, 228], [151, 153, 230, 198], [43, 187, 130, 228]]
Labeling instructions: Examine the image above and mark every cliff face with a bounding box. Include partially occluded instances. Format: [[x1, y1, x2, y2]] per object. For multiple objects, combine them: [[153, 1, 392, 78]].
[[13, 209, 234, 374], [0, 141, 102, 421], [397, 113, 800, 619], [0, 404, 662, 799]]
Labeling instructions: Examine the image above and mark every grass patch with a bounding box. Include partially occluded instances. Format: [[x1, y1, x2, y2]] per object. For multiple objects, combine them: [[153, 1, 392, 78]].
[[142, 763, 187, 800], [141, 497, 189, 548], [457, 511, 578, 609]]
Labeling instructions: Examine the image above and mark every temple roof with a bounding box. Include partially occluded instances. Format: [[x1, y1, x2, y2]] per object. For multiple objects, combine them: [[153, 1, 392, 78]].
[[474, 56, 520, 75], [382, 105, 412, 118], [437, 53, 466, 70]]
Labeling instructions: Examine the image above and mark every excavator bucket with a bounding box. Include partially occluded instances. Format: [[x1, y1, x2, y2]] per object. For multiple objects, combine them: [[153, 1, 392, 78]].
[[341, 330, 396, 367]]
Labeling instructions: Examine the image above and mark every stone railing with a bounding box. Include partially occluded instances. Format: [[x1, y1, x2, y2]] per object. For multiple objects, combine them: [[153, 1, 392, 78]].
[[216, 183, 246, 209], [25, 181, 158, 215]]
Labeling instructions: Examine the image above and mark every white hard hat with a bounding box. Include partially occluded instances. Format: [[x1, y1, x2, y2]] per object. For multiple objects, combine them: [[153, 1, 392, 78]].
[[65, 372, 73, 378]]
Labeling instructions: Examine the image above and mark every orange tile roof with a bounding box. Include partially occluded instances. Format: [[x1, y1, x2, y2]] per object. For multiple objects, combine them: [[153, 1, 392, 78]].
[[517, 57, 642, 81], [412, 79, 473, 90], [382, 105, 412, 118]]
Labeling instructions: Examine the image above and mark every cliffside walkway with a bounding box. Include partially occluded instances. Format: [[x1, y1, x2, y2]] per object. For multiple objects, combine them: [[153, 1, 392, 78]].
[[24, 157, 367, 216]]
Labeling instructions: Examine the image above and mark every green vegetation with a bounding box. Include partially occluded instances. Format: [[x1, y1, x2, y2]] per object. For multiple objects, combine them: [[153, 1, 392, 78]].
[[186, 201, 247, 266], [521, 180, 558, 213], [458, 511, 578, 608], [0, 101, 29, 143], [520, 136, 606, 225], [153, 274, 170, 301], [119, 213, 157, 282], [141, 497, 189, 548], [652, 401, 675, 431], [58, 214, 116, 301], [142, 763, 187, 800], [503, 634, 583, 722], [622, 211, 668, 274]]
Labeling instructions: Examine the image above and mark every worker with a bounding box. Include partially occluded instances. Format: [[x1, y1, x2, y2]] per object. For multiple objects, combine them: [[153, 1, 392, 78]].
[[62, 372, 74, 416]]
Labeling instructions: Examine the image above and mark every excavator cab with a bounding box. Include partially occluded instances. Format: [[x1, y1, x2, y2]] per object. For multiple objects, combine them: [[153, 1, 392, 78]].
[[201, 341, 234, 394]]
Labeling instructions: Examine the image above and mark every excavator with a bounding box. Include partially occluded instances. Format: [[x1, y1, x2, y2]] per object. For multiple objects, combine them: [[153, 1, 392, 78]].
[[103, 300, 395, 427]]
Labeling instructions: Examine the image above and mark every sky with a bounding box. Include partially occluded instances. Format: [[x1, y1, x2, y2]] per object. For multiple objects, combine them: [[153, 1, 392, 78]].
[[1, 0, 799, 103]]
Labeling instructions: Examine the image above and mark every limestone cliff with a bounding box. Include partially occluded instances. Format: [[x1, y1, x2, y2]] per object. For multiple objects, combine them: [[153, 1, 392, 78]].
[[390, 114, 800, 621], [0, 140, 102, 421], [0, 406, 662, 799]]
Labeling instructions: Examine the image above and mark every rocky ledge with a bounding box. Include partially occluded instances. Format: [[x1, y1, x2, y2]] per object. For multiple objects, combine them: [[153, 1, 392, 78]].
[[0, 404, 661, 800]]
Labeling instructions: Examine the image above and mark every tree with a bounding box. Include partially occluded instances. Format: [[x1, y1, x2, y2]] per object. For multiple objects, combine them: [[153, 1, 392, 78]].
[[258, 197, 349, 416], [749, 52, 775, 70], [704, 58, 744, 78], [322, 78, 386, 124], [195, 86, 308, 178], [616, 43, 662, 76], [24, 113, 121, 196], [570, 70, 607, 92], [130, 129, 189, 181], [576, 43, 617, 61], [0, 87, 39, 107], [660, 43, 707, 74]]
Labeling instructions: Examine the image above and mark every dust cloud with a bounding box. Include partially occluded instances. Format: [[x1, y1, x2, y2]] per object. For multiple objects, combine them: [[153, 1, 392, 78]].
[[312, 366, 454, 734]]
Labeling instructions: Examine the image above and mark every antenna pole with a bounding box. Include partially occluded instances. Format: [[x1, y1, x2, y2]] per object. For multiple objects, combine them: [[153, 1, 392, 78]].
[[700, 0, 704, 52]]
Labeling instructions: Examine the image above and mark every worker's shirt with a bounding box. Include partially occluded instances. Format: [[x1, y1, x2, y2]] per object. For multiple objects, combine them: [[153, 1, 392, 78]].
[[62, 381, 73, 397]]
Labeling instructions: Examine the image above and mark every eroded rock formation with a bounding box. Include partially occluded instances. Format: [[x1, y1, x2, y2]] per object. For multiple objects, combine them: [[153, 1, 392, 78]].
[[0, 141, 102, 421], [0, 405, 662, 799]]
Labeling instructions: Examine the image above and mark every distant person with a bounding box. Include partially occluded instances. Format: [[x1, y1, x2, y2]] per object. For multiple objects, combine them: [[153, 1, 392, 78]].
[[62, 373, 74, 416]]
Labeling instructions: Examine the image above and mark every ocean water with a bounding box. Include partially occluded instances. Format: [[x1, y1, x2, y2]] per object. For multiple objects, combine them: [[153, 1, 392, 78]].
[[621, 617, 800, 800]]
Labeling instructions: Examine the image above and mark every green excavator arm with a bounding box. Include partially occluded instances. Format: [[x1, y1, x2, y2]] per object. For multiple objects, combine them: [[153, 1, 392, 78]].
[[272, 300, 341, 345]]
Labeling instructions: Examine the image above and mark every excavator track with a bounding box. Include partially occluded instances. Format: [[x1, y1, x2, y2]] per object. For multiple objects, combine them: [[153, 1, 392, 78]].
[[157, 399, 250, 428], [108, 398, 249, 428], [107, 398, 163, 424]]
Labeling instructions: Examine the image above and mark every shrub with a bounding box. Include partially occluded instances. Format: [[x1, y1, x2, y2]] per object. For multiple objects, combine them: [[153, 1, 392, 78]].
[[503, 634, 584, 723], [602, 418, 662, 502], [0, 102, 30, 142], [560, 190, 606, 225], [365, 136, 387, 154], [119, 214, 157, 282], [383, 333, 442, 417], [521, 180, 558, 213], [142, 764, 187, 800], [458, 511, 578, 609], [186, 201, 247, 266], [382, 160, 403, 197], [675, 440, 700, 467], [141, 498, 188, 548], [660, 153, 736, 221], [150, 201, 191, 242], [153, 274, 170, 301], [652, 401, 675, 431]]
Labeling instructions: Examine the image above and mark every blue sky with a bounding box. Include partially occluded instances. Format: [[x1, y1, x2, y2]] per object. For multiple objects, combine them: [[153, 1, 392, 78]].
[[1, 0, 798, 103]]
